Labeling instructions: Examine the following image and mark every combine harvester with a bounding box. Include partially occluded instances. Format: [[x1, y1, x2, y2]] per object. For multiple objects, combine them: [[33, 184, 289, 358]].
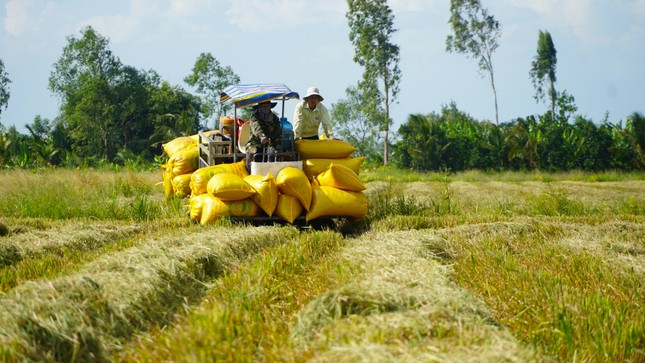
[[164, 83, 368, 228]]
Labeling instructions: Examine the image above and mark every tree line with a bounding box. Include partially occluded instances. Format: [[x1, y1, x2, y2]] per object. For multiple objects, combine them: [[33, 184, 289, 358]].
[[0, 0, 643, 172], [337, 0, 643, 171], [393, 103, 645, 172], [0, 25, 240, 169]]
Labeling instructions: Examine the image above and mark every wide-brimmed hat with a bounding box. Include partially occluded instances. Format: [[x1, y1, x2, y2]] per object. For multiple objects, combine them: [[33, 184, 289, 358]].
[[303, 87, 324, 101], [252, 100, 277, 109]]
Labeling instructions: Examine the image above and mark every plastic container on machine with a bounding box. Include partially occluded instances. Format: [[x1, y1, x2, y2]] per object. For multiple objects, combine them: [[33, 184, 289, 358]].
[[280, 118, 293, 150]]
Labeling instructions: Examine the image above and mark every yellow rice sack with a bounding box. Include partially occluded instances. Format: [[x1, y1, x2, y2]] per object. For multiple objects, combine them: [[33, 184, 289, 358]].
[[200, 196, 261, 225], [189, 130, 219, 143], [191, 165, 227, 196], [172, 173, 192, 198], [200, 195, 227, 225], [195, 160, 248, 179], [207, 173, 255, 201], [163, 136, 196, 158], [161, 164, 174, 198], [295, 139, 357, 159], [199, 196, 234, 225], [168, 147, 199, 176], [227, 199, 261, 218], [274, 194, 304, 224], [306, 186, 368, 221], [315, 163, 366, 191], [303, 156, 365, 179], [244, 173, 278, 216], [276, 167, 312, 211], [190, 160, 249, 196], [189, 194, 210, 222]]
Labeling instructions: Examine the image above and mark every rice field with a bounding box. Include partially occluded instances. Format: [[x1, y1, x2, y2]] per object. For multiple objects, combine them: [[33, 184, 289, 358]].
[[0, 168, 643, 362]]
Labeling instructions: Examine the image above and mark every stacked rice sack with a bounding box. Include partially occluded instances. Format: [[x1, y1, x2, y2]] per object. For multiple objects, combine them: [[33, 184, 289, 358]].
[[160, 131, 222, 199], [296, 139, 365, 181], [161, 136, 199, 199], [190, 164, 367, 225], [294, 139, 369, 222], [174, 137, 369, 225], [187, 160, 260, 225], [188, 163, 310, 225]]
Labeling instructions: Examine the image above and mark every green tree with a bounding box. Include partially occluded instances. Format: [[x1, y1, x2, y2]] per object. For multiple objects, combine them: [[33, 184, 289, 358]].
[[0, 123, 11, 165], [504, 116, 541, 170], [530, 30, 557, 121], [0, 58, 10, 117], [184, 52, 240, 130], [110, 66, 159, 156], [395, 102, 486, 172], [25, 116, 62, 166], [331, 84, 383, 161], [49, 26, 123, 159], [536, 120, 573, 171], [395, 114, 438, 171], [476, 120, 505, 169], [555, 90, 577, 122], [148, 81, 202, 152], [622, 112, 645, 169], [2, 125, 31, 168], [446, 0, 501, 125], [571, 116, 612, 171], [608, 118, 643, 170], [346, 0, 401, 166], [49, 26, 166, 161]]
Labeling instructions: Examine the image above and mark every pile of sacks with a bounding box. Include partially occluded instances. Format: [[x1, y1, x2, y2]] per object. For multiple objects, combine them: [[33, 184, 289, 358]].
[[161, 135, 202, 199], [161, 136, 369, 225], [296, 139, 365, 180], [161, 130, 225, 198]]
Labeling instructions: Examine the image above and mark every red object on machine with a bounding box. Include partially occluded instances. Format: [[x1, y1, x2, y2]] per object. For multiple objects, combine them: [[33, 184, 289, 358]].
[[237, 118, 246, 138]]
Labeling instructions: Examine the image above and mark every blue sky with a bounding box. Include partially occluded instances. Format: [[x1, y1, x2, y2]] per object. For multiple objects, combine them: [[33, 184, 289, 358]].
[[1, 0, 643, 134]]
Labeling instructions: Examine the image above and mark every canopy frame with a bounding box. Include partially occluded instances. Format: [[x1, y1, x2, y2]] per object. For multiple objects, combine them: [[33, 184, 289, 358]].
[[219, 83, 300, 161]]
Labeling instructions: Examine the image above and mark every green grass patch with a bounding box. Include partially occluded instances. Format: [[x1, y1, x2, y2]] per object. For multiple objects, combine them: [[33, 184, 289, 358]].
[[0, 235, 140, 293], [0, 168, 643, 361], [121, 231, 348, 362], [0, 226, 298, 361], [0, 169, 182, 220], [437, 220, 645, 362], [360, 167, 645, 183]]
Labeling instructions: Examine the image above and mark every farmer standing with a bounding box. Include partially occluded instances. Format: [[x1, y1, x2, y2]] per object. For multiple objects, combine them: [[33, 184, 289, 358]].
[[292, 87, 333, 140]]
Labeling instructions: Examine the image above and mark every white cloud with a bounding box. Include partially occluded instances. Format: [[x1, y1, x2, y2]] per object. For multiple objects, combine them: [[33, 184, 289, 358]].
[[82, 14, 138, 44], [3, 0, 60, 37], [4, 0, 34, 36], [389, 0, 439, 12], [503, 0, 556, 15], [225, 0, 345, 32], [169, 0, 209, 17], [76, 0, 217, 44], [627, 0, 645, 19], [503, 0, 593, 41], [618, 23, 645, 49], [129, 0, 164, 17]]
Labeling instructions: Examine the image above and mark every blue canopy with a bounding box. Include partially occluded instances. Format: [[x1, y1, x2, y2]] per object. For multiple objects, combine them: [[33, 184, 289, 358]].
[[220, 83, 300, 108]]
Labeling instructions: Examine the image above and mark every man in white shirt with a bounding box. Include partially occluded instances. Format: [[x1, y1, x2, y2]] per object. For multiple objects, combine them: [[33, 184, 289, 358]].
[[292, 87, 333, 140]]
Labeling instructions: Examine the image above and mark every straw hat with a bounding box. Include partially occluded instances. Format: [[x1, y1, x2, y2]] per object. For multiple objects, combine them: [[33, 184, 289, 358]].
[[303, 87, 324, 101], [252, 100, 277, 109]]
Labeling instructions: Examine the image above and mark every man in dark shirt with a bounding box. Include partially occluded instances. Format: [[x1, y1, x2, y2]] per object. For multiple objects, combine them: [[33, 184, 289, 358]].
[[246, 100, 282, 164]]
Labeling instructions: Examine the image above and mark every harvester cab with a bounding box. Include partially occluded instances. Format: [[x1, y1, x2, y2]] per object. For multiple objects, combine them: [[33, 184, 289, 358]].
[[197, 83, 300, 169]]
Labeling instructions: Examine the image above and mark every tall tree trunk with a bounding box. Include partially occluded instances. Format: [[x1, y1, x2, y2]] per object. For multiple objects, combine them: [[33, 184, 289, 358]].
[[489, 68, 499, 125], [550, 79, 556, 122], [384, 80, 390, 166]]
